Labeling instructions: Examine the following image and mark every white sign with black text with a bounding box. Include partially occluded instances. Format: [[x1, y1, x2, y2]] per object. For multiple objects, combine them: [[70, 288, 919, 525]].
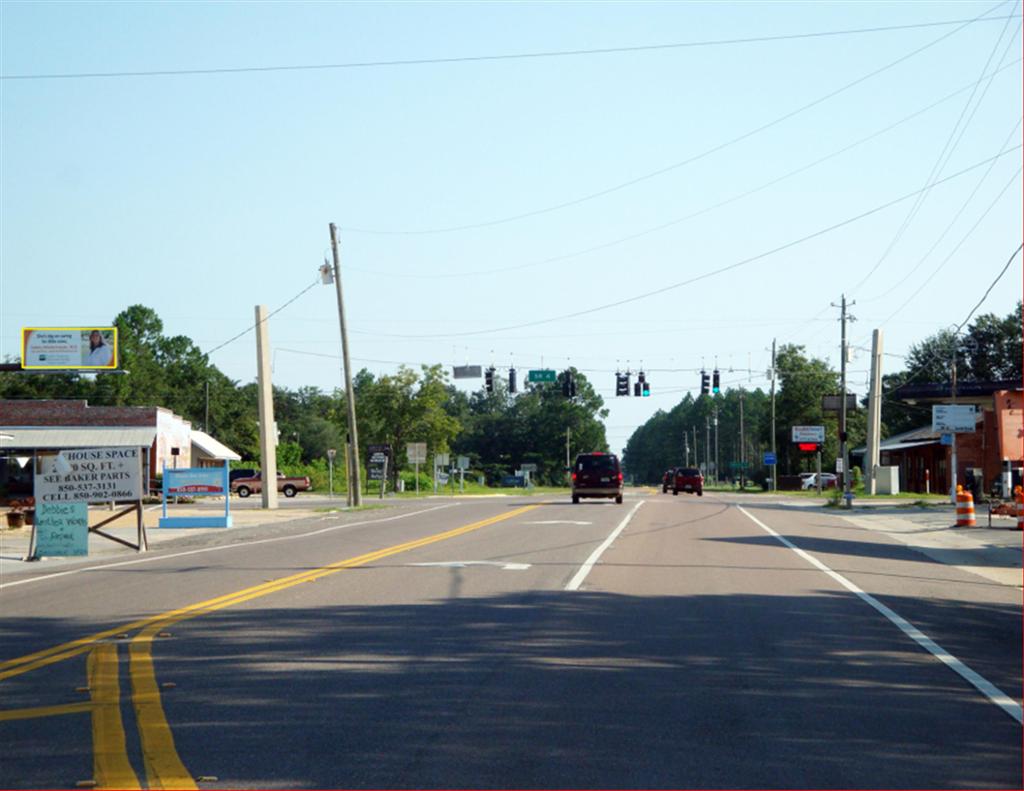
[[35, 447, 143, 504]]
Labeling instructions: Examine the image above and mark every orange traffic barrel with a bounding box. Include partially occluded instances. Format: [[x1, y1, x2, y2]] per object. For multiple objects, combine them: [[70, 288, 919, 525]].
[[955, 485, 976, 527], [1016, 486, 1023, 531]]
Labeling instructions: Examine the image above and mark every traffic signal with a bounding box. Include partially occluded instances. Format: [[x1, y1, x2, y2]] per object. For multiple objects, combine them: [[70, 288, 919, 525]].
[[634, 381, 641, 397], [485, 367, 495, 393], [700, 370, 710, 395], [712, 369, 720, 394], [616, 372, 629, 396], [508, 367, 517, 394], [642, 380, 650, 397], [562, 370, 576, 398]]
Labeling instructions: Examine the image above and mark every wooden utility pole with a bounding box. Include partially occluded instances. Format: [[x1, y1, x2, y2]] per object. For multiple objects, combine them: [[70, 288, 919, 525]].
[[329, 223, 362, 507], [834, 294, 856, 507]]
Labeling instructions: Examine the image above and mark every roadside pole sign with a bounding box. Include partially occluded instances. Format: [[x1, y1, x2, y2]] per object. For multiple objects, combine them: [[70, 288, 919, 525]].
[[932, 404, 976, 433], [526, 369, 557, 383], [763, 452, 777, 466], [406, 443, 427, 464], [822, 394, 857, 412], [457, 456, 470, 470], [941, 433, 953, 446], [520, 463, 538, 473], [836, 458, 845, 473], [367, 444, 392, 465], [791, 426, 826, 444], [434, 453, 450, 467], [160, 467, 231, 528]]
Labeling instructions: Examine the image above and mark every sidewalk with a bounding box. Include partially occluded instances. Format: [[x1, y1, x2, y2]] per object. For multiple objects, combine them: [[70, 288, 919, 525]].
[[0, 497, 343, 579], [753, 493, 1022, 588]]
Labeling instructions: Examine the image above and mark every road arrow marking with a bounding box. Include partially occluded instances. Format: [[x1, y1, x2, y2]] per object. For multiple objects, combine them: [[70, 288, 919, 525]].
[[408, 561, 531, 571]]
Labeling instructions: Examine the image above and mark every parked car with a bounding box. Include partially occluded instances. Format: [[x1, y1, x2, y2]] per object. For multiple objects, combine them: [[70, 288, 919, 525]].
[[230, 472, 312, 498], [229, 468, 258, 484], [662, 468, 676, 493], [801, 473, 838, 490], [571, 452, 624, 504], [673, 467, 704, 496]]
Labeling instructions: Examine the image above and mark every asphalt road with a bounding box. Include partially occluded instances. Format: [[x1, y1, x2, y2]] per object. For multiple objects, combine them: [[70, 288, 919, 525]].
[[1, 491, 1020, 789]]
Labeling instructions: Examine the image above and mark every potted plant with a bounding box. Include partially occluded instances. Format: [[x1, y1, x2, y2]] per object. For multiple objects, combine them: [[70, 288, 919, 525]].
[[5, 497, 35, 529]]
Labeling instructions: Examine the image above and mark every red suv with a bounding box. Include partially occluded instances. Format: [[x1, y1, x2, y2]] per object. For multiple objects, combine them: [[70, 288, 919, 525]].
[[673, 467, 703, 496], [571, 452, 624, 505]]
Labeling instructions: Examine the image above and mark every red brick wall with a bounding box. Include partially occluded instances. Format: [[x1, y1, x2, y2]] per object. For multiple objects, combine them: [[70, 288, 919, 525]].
[[0, 399, 161, 427]]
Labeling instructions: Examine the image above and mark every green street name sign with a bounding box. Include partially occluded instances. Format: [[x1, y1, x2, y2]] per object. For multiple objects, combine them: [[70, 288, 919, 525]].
[[527, 369, 557, 383]]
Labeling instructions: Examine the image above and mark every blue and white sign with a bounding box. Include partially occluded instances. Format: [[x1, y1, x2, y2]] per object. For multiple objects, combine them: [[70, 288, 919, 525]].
[[940, 433, 954, 446], [160, 466, 231, 528], [763, 452, 777, 465], [34, 502, 88, 557]]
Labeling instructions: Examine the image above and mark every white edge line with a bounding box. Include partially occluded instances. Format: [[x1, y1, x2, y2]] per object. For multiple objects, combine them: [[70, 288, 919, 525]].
[[0, 502, 460, 590], [736, 505, 1023, 725], [565, 500, 644, 591]]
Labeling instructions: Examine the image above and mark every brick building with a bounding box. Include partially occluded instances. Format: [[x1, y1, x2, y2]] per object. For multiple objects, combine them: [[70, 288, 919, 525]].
[[854, 381, 1023, 495]]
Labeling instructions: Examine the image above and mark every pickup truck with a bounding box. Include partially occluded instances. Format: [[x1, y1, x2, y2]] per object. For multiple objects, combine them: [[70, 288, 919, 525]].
[[230, 472, 311, 498]]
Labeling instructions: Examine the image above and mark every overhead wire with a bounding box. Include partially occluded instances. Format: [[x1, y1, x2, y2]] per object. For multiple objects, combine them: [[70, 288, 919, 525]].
[[345, 58, 1022, 281], [7, 14, 1017, 82], [205, 279, 320, 357], [848, 9, 1022, 295], [337, 2, 1011, 236], [873, 164, 1021, 330], [856, 115, 1022, 306], [342, 145, 1021, 341]]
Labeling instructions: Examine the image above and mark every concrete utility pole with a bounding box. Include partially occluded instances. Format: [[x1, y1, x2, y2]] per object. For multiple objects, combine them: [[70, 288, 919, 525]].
[[865, 329, 884, 495], [770, 338, 777, 492], [254, 305, 279, 510], [329, 223, 362, 507], [950, 341, 959, 503]]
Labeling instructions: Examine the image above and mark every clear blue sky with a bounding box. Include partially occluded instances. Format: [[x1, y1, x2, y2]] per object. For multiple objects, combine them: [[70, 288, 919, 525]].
[[2, 1, 1021, 455]]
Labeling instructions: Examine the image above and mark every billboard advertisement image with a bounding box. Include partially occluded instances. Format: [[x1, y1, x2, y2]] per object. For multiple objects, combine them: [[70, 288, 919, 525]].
[[21, 327, 118, 369]]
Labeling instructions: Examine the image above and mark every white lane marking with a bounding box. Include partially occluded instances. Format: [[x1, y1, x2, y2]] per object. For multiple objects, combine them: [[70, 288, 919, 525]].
[[737, 505, 1023, 725], [0, 503, 460, 590], [565, 501, 644, 591], [408, 561, 531, 571], [526, 520, 593, 526]]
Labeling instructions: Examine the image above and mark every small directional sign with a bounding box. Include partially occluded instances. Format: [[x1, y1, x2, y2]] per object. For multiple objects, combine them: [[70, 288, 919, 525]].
[[527, 369, 557, 383]]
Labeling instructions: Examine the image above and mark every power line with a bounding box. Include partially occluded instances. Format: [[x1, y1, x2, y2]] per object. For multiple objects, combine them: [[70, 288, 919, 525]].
[[954, 244, 1024, 333], [346, 59, 1022, 282], [4, 14, 1019, 82], [875, 164, 1021, 330], [205, 279, 320, 357], [356, 145, 1022, 340], [848, 9, 1022, 294], [338, 3, 1011, 236]]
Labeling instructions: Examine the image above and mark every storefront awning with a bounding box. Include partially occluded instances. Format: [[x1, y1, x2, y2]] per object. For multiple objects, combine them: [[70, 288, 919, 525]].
[[0, 427, 157, 450], [191, 430, 241, 461]]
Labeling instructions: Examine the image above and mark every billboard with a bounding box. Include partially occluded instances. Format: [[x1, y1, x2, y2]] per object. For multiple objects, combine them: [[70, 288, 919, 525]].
[[21, 327, 118, 370]]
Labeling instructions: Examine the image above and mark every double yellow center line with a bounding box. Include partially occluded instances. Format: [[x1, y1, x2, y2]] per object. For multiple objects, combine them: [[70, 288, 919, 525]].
[[1, 504, 539, 788]]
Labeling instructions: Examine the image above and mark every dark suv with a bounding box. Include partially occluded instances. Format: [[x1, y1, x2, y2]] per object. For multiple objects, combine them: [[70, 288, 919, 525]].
[[673, 467, 704, 496], [571, 452, 624, 504]]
